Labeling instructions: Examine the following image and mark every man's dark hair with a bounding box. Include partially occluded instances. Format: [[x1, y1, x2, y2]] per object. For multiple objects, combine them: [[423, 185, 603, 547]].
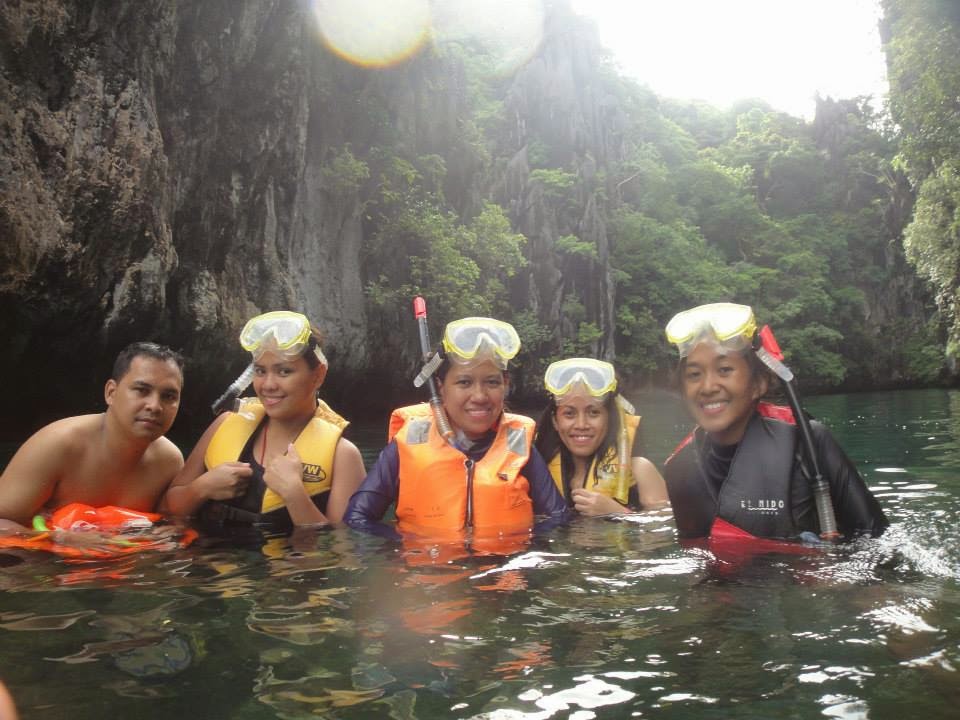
[[112, 342, 185, 381]]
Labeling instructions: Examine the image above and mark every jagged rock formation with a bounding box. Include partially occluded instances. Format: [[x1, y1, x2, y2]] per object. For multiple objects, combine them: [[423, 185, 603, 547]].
[[498, 4, 620, 360], [0, 1, 942, 439], [0, 0, 626, 434], [1, 1, 375, 434]]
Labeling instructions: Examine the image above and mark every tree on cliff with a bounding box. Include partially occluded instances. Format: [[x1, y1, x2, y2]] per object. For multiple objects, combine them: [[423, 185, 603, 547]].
[[881, 0, 960, 359]]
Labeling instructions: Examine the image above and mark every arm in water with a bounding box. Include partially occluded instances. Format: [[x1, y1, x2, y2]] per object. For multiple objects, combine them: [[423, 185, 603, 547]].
[[525, 447, 575, 532], [343, 441, 403, 540], [159, 413, 252, 517], [809, 421, 888, 538], [0, 422, 66, 533]]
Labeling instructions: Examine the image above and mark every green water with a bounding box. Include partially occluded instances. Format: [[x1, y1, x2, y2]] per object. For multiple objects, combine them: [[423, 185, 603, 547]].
[[1, 389, 959, 719]]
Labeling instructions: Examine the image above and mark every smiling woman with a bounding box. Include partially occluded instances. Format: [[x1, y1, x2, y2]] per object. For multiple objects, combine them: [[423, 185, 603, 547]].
[[662, 302, 888, 541], [344, 316, 569, 546], [534, 358, 668, 516], [160, 311, 366, 532]]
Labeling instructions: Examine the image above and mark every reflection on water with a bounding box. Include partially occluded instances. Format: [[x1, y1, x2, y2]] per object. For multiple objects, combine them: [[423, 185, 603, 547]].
[[1, 389, 960, 718]]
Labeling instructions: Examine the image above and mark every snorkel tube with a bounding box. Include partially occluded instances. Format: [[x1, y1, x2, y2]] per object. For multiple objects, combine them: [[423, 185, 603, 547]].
[[753, 326, 840, 541], [211, 363, 255, 415], [412, 297, 456, 443]]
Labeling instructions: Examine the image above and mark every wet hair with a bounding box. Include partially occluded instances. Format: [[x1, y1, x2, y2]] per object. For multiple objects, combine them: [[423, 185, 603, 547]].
[[112, 342, 185, 381], [303, 323, 326, 370], [434, 348, 510, 385], [534, 391, 621, 496]]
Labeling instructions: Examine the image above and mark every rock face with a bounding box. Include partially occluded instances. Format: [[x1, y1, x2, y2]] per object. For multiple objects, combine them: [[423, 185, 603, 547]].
[[1, 0, 623, 434], [494, 4, 624, 363], [1, 1, 374, 433], [0, 1, 940, 438]]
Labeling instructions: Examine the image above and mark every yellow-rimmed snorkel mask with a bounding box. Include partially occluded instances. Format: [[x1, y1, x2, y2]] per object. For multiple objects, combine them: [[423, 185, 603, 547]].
[[441, 317, 521, 370], [239, 311, 327, 365], [665, 302, 757, 358], [544, 358, 617, 400]]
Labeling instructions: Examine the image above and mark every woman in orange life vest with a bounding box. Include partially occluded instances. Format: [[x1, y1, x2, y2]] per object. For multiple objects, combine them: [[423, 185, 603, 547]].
[[344, 317, 569, 539], [534, 358, 669, 515], [662, 302, 888, 541], [161, 311, 365, 530]]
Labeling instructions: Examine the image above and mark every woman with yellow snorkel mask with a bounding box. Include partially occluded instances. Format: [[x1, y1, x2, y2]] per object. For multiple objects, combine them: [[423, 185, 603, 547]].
[[344, 316, 568, 542], [535, 359, 668, 515], [161, 311, 365, 530], [662, 302, 887, 542]]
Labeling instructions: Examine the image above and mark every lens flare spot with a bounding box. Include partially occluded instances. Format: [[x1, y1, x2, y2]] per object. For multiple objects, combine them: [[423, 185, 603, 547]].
[[311, 0, 431, 68]]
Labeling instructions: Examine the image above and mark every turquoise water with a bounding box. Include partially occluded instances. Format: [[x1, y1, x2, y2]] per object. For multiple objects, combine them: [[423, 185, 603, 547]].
[[1, 389, 958, 719]]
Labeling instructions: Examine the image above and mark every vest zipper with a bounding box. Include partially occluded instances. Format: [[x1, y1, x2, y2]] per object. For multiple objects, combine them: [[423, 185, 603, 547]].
[[464, 458, 475, 528]]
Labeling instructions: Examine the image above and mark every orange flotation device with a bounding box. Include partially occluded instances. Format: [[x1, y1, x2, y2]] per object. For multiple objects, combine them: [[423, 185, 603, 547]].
[[0, 503, 196, 559]]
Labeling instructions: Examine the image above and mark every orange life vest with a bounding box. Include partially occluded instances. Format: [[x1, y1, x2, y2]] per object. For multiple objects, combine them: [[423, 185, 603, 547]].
[[0, 503, 196, 559], [388, 403, 535, 534]]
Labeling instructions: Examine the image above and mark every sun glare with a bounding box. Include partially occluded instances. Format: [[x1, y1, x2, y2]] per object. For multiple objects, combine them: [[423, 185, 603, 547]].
[[311, 0, 431, 68], [570, 0, 887, 118], [311, 0, 546, 76]]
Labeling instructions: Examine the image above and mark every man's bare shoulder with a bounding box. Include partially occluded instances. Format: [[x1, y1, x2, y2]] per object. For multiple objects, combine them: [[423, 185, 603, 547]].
[[0, 415, 105, 524], [19, 414, 104, 459], [145, 435, 185, 470]]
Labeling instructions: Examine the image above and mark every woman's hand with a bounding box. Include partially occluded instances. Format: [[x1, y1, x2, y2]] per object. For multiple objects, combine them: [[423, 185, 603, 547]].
[[197, 462, 252, 501], [570, 488, 627, 516], [264, 444, 329, 527], [263, 444, 307, 501]]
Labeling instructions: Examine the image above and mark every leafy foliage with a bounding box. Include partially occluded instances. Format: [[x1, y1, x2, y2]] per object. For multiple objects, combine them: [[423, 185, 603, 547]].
[[882, 0, 960, 361], [348, 4, 945, 396]]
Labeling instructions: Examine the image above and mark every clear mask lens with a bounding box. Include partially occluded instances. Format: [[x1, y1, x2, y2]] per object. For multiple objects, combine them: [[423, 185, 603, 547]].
[[442, 318, 521, 362], [665, 303, 756, 357], [544, 359, 617, 398], [239, 311, 326, 365]]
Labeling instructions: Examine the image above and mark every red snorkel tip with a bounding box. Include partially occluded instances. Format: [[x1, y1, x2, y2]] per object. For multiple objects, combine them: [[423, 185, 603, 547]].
[[758, 325, 784, 362], [413, 296, 427, 319]]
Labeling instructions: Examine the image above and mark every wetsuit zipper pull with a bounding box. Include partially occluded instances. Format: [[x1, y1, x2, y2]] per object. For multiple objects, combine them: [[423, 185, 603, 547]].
[[464, 458, 475, 528]]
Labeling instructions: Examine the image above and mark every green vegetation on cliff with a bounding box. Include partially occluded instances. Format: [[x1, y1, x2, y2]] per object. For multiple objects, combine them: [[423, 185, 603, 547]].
[[0, 1, 955, 432]]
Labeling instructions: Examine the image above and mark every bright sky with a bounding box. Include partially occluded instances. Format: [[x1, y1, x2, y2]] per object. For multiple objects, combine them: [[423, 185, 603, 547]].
[[569, 0, 889, 119]]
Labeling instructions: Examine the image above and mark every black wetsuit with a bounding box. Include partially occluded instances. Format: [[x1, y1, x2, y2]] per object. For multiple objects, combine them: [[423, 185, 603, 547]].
[[664, 412, 888, 540]]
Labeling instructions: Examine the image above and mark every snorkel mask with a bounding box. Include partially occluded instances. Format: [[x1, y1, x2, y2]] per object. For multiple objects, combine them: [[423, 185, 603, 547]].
[[664, 302, 757, 358], [441, 317, 521, 370], [546, 358, 635, 492], [544, 358, 617, 401], [239, 311, 328, 366]]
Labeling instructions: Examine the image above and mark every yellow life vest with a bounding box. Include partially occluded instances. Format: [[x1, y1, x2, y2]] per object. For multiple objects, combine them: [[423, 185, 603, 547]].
[[204, 397, 346, 514], [388, 403, 535, 532], [547, 411, 640, 506]]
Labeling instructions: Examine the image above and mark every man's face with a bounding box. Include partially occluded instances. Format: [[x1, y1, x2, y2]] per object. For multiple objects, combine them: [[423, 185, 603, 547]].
[[105, 356, 183, 441]]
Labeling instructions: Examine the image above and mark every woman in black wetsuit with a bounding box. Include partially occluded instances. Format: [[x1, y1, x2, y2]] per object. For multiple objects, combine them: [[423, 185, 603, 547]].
[[662, 302, 888, 541]]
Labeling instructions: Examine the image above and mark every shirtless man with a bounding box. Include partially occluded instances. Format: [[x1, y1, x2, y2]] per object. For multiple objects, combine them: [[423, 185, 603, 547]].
[[0, 342, 184, 538]]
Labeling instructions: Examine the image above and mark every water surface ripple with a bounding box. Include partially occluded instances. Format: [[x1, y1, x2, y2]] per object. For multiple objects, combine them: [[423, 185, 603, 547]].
[[1, 389, 959, 718]]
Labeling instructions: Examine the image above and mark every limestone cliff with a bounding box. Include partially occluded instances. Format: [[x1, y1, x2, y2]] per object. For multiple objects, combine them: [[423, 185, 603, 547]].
[[1, 0, 374, 433], [0, 1, 942, 439]]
